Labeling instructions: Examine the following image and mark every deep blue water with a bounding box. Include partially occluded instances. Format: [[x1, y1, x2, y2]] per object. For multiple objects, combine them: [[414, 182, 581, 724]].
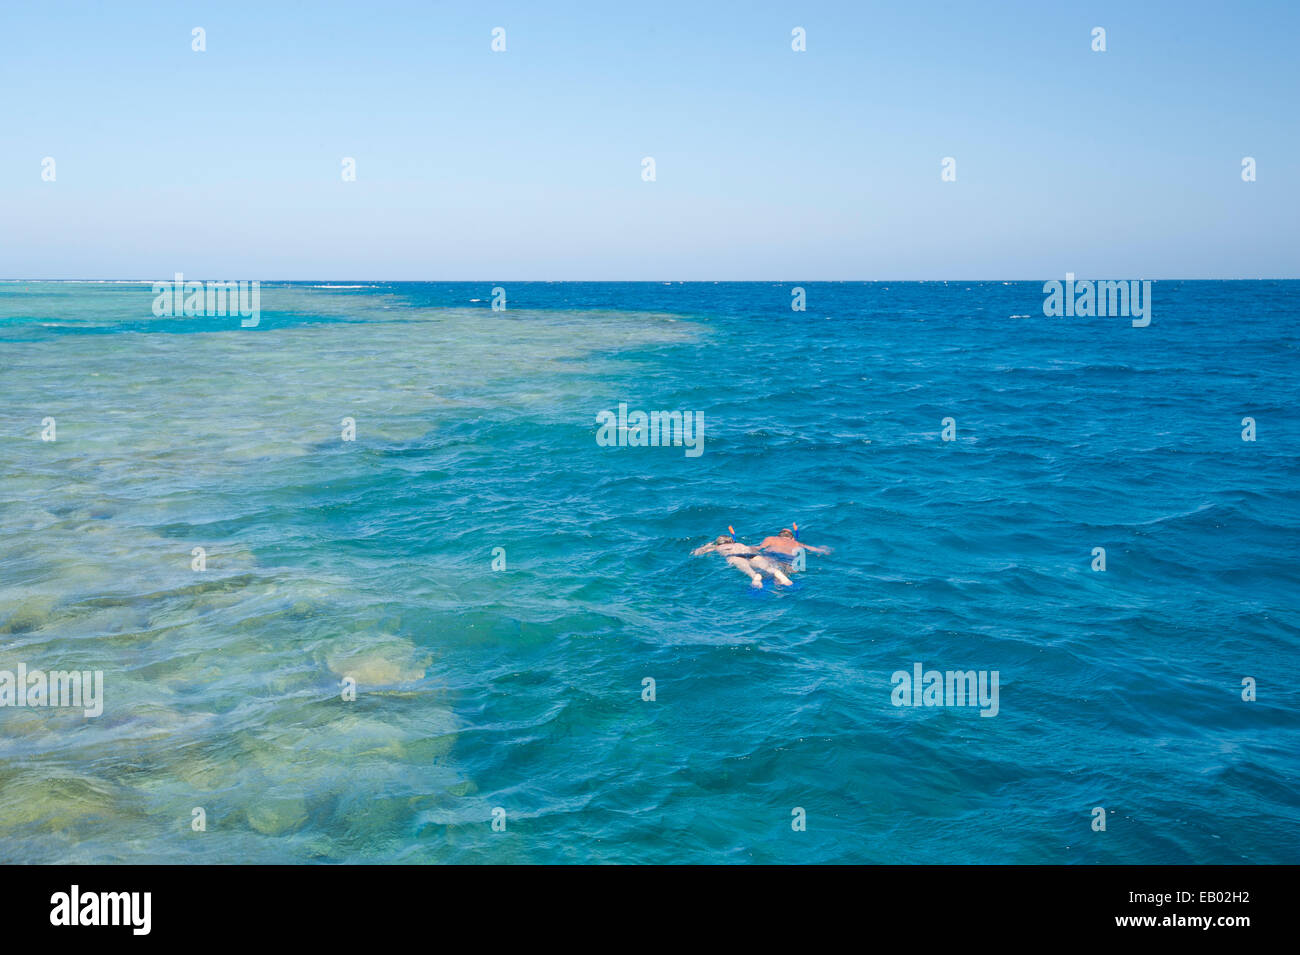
[[1, 280, 1297, 863]]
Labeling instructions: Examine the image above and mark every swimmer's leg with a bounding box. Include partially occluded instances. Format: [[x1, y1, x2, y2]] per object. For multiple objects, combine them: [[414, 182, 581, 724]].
[[751, 556, 793, 586], [726, 556, 763, 588]]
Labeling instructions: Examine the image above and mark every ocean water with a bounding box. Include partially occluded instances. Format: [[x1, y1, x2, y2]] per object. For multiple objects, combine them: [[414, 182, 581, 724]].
[[1, 280, 1297, 864]]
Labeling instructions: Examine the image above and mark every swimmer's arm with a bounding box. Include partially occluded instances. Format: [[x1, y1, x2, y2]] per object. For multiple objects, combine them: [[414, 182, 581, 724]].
[[795, 543, 831, 554], [691, 543, 718, 556]]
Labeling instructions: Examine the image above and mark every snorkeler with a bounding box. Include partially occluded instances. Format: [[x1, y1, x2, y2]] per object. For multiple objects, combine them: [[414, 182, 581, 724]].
[[759, 527, 831, 557], [692, 535, 794, 588]]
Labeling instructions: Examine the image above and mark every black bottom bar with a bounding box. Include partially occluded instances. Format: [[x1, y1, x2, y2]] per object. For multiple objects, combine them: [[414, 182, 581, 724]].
[[4, 864, 1283, 941]]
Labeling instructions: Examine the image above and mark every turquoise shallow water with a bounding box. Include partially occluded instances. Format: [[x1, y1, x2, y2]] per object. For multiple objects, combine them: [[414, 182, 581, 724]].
[[1, 280, 1297, 863]]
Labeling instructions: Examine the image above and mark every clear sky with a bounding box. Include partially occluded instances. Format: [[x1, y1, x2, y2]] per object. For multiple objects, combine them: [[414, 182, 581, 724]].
[[1, 0, 1295, 279]]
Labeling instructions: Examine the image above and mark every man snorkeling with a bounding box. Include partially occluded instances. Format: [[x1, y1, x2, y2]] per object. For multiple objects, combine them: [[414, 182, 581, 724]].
[[759, 527, 831, 557]]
